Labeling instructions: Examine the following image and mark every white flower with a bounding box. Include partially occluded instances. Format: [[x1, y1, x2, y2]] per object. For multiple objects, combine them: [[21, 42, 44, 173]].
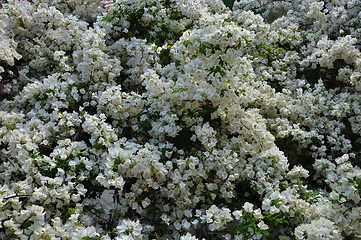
[[243, 202, 254, 212], [257, 221, 269, 230], [180, 233, 198, 240], [1, 0, 361, 239], [80, 226, 99, 238], [194, 122, 218, 150], [254, 209, 263, 219], [141, 197, 151, 208], [117, 219, 143, 239], [233, 210, 243, 220], [294, 218, 342, 240], [201, 205, 233, 231]]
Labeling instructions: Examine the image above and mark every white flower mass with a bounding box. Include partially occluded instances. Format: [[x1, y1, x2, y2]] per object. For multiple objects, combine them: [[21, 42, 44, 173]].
[[0, 0, 361, 239]]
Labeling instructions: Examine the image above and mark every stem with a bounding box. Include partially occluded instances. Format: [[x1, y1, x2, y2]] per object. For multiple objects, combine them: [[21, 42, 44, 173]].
[[0, 150, 15, 168], [41, 184, 61, 205], [72, 127, 82, 141], [5, 213, 35, 240], [204, 223, 210, 240], [3, 194, 31, 200], [38, 144, 54, 150]]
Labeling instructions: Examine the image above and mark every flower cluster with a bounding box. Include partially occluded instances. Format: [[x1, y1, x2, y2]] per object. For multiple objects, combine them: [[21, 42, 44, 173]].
[[1, 0, 361, 239]]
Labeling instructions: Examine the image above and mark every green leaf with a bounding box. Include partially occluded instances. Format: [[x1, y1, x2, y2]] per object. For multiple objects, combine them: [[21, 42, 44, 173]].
[[222, 0, 235, 9], [21, 220, 34, 229]]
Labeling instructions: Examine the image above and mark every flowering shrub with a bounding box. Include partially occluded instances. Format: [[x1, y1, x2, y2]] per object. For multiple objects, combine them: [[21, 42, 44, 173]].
[[1, 0, 361, 239]]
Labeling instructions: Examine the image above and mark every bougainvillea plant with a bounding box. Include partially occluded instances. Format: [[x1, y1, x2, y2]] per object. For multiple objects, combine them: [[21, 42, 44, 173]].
[[0, 0, 361, 239]]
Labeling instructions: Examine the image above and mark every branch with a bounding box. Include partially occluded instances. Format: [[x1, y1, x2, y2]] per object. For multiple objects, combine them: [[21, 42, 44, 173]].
[[0, 150, 15, 168], [3, 194, 31, 200]]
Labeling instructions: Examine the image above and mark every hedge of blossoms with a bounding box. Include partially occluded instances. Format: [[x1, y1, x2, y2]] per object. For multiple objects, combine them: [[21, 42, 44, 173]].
[[1, 0, 361, 239]]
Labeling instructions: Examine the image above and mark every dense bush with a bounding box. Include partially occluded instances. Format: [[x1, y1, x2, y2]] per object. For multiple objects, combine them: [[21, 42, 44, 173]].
[[0, 0, 361, 239]]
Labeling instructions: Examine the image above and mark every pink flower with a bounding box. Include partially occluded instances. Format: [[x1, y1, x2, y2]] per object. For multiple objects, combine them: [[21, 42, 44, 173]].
[[102, 2, 112, 9]]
